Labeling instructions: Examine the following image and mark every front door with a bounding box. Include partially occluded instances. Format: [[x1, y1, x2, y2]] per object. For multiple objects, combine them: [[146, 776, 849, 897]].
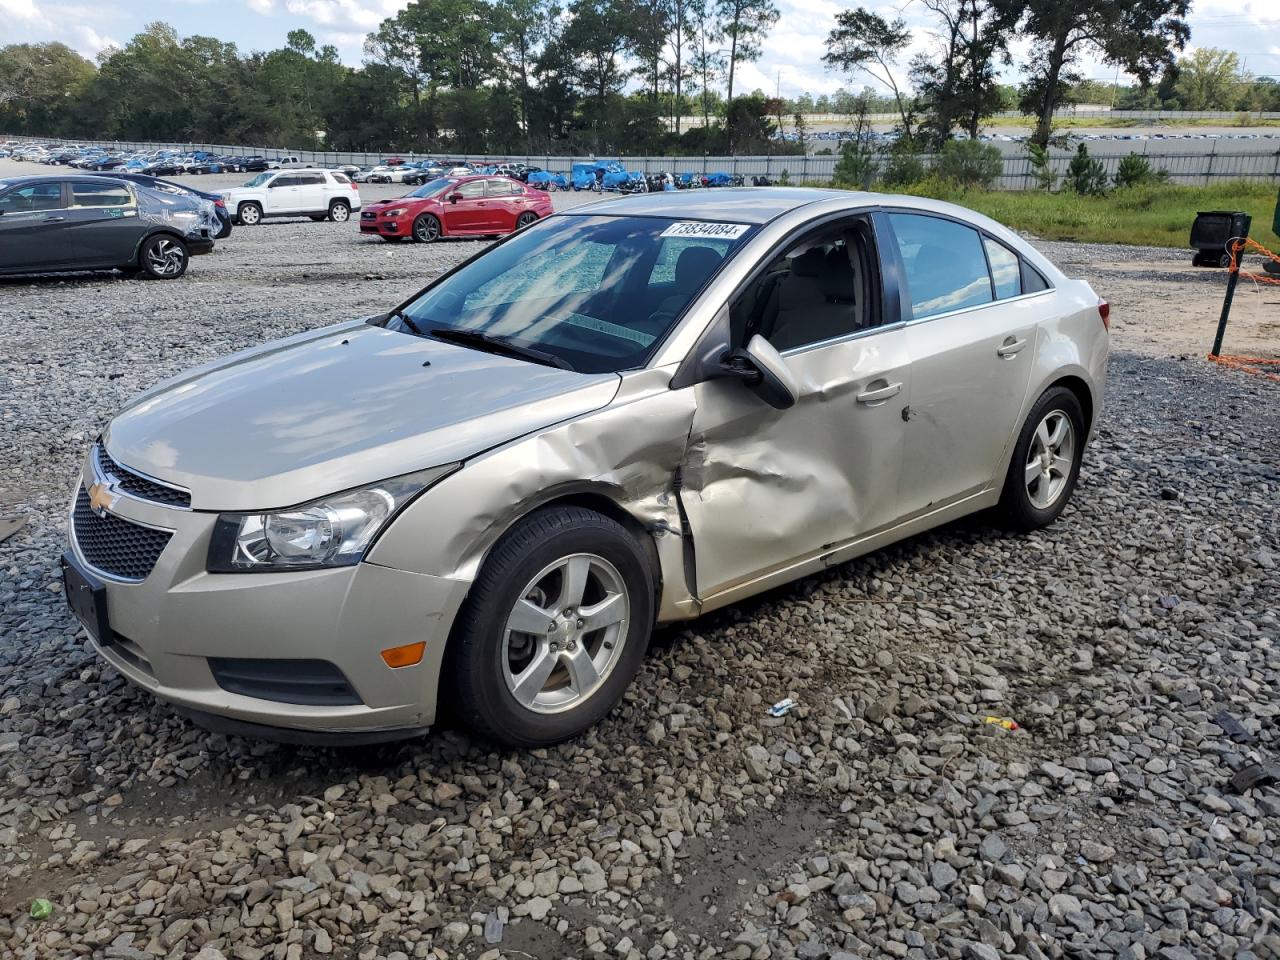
[[264, 174, 300, 213], [679, 214, 912, 601], [444, 179, 490, 232], [884, 212, 1038, 517], [0, 181, 79, 271], [66, 180, 144, 266]]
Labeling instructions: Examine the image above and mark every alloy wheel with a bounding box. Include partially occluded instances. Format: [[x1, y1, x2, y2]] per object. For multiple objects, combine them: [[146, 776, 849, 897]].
[[145, 239, 186, 277], [1025, 410, 1075, 509], [330, 203, 350, 222], [414, 216, 440, 242], [501, 553, 630, 715], [239, 204, 260, 225]]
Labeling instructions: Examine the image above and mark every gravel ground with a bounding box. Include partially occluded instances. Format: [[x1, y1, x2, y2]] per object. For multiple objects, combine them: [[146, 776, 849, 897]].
[[1, 178, 1278, 960]]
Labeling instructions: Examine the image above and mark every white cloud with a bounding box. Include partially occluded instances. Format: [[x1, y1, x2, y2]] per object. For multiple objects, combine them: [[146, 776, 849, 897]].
[[246, 0, 276, 13], [0, 0, 44, 22]]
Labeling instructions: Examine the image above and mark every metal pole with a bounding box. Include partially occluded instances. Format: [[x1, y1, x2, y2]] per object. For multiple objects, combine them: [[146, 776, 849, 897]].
[[1211, 215, 1252, 357]]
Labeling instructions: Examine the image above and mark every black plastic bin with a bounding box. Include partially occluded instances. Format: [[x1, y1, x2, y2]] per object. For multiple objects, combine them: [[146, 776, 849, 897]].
[[1190, 210, 1250, 268]]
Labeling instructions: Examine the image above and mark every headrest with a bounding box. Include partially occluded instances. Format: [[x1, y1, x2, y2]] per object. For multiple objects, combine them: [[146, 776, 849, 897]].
[[820, 247, 858, 302], [674, 245, 724, 288], [790, 246, 827, 278]]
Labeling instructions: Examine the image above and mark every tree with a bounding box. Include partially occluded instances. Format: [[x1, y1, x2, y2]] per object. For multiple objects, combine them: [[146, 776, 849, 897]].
[[992, 0, 1190, 147], [1066, 142, 1107, 194], [715, 0, 778, 115], [1173, 48, 1243, 111], [495, 0, 555, 144], [687, 0, 725, 130], [0, 42, 96, 135], [935, 138, 1003, 187], [823, 8, 915, 140]]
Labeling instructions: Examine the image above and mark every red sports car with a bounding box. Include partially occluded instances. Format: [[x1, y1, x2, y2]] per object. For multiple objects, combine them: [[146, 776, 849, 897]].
[[359, 175, 555, 243]]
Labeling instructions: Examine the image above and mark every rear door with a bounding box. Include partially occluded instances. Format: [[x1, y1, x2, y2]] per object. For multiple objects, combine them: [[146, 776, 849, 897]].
[[0, 181, 78, 270], [67, 180, 145, 266], [885, 211, 1039, 518], [483, 177, 524, 231], [292, 172, 328, 212], [443, 179, 489, 232]]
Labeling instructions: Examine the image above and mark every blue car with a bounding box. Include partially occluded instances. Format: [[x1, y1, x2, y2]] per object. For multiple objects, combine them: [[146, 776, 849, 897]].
[[87, 171, 233, 240]]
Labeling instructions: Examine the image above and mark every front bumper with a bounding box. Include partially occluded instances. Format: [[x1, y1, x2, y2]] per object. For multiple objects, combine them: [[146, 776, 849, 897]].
[[360, 215, 411, 237], [64, 454, 470, 735]]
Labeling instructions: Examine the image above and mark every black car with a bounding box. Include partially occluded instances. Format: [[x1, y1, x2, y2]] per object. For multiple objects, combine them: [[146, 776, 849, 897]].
[[237, 156, 270, 172], [0, 175, 216, 280], [88, 171, 233, 239]]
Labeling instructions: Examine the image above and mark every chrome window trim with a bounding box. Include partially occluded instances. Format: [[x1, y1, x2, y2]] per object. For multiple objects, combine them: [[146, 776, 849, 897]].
[[900, 287, 1056, 328], [778, 319, 908, 359], [93, 444, 193, 512]]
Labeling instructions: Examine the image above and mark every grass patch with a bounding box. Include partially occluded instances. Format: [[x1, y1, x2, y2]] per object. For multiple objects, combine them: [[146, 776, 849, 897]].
[[892, 180, 1280, 249]]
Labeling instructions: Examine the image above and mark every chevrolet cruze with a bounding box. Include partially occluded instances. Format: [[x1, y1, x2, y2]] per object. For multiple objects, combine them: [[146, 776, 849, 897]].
[[63, 189, 1109, 747]]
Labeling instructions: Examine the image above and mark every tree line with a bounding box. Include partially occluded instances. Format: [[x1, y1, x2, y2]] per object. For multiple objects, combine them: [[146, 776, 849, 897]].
[[0, 0, 1275, 158]]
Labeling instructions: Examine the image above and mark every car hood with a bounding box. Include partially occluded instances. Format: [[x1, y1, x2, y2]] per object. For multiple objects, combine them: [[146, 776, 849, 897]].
[[104, 322, 621, 511]]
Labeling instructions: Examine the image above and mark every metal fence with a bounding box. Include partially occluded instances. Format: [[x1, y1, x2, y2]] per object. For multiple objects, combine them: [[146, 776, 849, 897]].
[[9, 135, 1280, 189]]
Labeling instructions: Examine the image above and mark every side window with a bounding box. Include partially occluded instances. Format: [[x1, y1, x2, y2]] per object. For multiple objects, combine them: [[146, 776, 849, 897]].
[[729, 216, 880, 352], [889, 213, 993, 319], [296, 173, 324, 186], [983, 236, 1021, 299], [0, 183, 63, 212], [71, 182, 134, 208], [456, 180, 485, 200], [270, 175, 296, 188], [1022, 262, 1050, 293], [331, 173, 350, 185]]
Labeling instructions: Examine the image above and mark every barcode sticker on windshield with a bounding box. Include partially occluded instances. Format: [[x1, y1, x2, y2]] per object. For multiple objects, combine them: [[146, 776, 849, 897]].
[[660, 221, 749, 240]]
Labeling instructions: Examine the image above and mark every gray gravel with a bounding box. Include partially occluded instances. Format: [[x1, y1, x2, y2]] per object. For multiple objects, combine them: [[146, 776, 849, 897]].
[[1, 192, 1279, 960]]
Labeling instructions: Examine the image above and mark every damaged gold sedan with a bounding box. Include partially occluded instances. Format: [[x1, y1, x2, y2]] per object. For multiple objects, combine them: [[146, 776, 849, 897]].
[[63, 189, 1109, 746]]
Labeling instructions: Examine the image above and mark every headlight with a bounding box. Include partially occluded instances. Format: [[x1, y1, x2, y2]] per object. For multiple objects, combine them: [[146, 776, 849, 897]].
[[382, 207, 407, 217], [207, 465, 456, 572]]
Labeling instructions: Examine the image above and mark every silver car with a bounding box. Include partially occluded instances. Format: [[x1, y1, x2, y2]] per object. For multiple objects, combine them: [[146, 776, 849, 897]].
[[62, 189, 1109, 746]]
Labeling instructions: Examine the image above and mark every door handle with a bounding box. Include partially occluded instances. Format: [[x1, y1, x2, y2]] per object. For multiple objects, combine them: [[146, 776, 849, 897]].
[[997, 337, 1028, 358], [856, 380, 902, 404], [43, 216, 66, 223]]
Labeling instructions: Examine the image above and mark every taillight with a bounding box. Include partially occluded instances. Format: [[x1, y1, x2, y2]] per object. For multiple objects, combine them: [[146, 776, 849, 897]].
[[350, 182, 358, 190], [214, 198, 225, 208], [1098, 299, 1110, 331]]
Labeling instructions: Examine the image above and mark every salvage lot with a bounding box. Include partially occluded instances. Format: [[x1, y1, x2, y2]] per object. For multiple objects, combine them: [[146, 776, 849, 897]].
[[1, 160, 1279, 959]]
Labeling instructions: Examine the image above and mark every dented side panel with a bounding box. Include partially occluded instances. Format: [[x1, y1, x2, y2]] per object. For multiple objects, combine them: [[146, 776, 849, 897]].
[[679, 328, 913, 602], [367, 367, 698, 621]]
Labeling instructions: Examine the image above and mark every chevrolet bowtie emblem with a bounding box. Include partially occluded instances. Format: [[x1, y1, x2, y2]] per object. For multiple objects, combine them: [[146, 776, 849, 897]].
[[87, 481, 116, 518]]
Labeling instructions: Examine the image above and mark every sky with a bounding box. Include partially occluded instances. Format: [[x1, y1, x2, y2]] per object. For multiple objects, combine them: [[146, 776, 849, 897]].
[[2, 0, 1279, 101]]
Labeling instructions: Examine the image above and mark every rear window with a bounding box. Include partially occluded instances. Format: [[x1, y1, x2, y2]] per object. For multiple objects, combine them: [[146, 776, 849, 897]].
[[331, 173, 350, 184]]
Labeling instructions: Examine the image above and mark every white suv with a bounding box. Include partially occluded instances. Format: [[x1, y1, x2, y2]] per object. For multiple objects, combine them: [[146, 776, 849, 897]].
[[220, 169, 362, 225]]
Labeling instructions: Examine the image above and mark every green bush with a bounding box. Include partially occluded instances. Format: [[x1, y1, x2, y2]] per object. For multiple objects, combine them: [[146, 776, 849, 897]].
[[1027, 142, 1056, 191], [881, 146, 928, 188], [832, 141, 879, 188], [1113, 152, 1168, 188], [1066, 143, 1107, 196], [934, 139, 1003, 188]]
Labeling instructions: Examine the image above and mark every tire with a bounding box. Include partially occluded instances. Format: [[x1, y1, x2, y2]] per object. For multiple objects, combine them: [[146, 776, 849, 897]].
[[328, 200, 351, 223], [996, 386, 1086, 531], [137, 234, 189, 280], [237, 202, 262, 226], [412, 213, 441, 243], [215, 219, 232, 240], [447, 505, 655, 747], [516, 211, 538, 229]]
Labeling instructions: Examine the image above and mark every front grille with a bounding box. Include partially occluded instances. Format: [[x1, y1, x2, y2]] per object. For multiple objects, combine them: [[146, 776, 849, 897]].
[[208, 658, 362, 706], [72, 486, 172, 581], [95, 445, 190, 508], [361, 211, 376, 220]]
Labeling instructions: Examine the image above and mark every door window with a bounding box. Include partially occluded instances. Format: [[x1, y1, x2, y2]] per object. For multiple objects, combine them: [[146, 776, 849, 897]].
[[983, 236, 1021, 299], [888, 213, 993, 320], [71, 181, 134, 208], [294, 173, 325, 186], [269, 176, 297, 188], [485, 178, 523, 197], [455, 180, 485, 200], [730, 217, 881, 351], [0, 182, 64, 213]]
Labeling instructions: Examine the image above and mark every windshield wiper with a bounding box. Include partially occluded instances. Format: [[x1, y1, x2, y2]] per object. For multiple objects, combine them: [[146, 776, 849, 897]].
[[429, 327, 575, 371], [387, 307, 425, 336]]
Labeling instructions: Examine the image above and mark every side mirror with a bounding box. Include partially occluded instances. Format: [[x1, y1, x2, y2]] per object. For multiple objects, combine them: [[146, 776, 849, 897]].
[[718, 334, 798, 410], [448, 193, 462, 204]]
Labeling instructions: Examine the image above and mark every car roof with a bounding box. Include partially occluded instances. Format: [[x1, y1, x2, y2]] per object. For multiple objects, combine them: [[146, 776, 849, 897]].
[[565, 187, 864, 225]]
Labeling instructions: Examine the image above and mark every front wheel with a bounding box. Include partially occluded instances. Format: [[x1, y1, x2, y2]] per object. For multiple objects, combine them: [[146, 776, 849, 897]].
[[138, 234, 188, 279], [446, 506, 654, 747], [996, 386, 1086, 530], [412, 213, 441, 243], [328, 201, 350, 223]]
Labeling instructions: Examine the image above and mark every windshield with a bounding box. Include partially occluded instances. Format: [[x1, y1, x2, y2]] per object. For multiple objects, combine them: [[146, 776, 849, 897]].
[[383, 215, 754, 373], [243, 172, 272, 187], [410, 178, 456, 198]]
